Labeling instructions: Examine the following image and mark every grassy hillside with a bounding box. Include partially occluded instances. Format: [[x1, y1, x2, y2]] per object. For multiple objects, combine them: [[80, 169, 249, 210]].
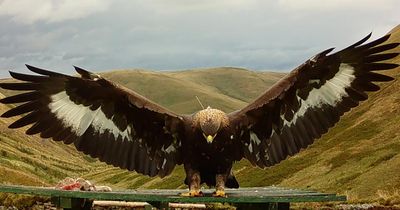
[[100, 67, 284, 114], [0, 25, 399, 206]]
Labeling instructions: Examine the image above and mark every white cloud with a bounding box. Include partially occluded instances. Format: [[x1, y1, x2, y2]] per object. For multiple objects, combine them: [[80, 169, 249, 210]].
[[0, 0, 399, 78], [278, 0, 397, 11], [0, 0, 110, 24]]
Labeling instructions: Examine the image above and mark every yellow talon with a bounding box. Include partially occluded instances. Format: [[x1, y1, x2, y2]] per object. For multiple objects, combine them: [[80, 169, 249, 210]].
[[180, 190, 203, 197], [212, 190, 226, 197]]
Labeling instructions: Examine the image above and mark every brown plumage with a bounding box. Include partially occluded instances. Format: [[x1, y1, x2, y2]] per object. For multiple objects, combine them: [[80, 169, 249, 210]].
[[193, 107, 229, 135], [0, 33, 399, 196]]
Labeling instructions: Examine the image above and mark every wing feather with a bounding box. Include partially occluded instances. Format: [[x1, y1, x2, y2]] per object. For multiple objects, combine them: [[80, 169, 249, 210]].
[[229, 33, 399, 167], [0, 66, 184, 177]]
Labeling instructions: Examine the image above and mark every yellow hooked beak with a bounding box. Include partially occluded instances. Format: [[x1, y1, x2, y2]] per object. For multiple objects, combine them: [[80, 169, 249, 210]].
[[203, 133, 217, 144]]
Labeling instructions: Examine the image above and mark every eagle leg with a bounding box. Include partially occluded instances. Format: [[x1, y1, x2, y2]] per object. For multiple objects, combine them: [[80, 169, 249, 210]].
[[212, 174, 227, 197], [180, 170, 203, 197]]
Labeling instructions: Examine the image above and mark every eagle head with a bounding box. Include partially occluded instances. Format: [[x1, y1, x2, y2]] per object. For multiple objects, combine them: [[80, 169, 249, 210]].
[[194, 106, 229, 144]]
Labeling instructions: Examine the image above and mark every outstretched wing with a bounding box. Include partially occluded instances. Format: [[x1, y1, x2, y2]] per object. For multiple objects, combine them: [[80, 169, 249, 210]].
[[229, 33, 399, 168], [0, 65, 184, 177]]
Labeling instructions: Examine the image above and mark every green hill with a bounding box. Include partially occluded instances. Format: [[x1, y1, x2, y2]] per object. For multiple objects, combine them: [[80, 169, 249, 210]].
[[0, 25, 399, 206]]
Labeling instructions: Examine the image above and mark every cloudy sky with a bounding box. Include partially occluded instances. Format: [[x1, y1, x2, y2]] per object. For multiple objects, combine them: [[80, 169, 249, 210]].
[[0, 0, 399, 78]]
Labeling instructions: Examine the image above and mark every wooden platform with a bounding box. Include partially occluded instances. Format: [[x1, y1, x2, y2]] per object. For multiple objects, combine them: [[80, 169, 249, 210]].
[[0, 185, 346, 209]]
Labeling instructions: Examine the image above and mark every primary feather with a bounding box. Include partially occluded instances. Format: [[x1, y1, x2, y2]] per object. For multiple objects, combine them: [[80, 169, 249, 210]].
[[0, 65, 183, 177]]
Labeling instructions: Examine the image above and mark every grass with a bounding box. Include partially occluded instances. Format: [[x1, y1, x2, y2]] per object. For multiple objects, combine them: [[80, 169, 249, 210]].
[[376, 189, 400, 206]]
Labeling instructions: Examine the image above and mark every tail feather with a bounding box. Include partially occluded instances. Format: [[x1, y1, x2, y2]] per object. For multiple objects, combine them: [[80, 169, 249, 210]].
[[183, 169, 240, 188], [226, 174, 239, 188]]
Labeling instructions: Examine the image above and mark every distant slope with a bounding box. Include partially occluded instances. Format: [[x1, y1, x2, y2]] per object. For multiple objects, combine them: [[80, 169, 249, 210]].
[[100, 67, 285, 114]]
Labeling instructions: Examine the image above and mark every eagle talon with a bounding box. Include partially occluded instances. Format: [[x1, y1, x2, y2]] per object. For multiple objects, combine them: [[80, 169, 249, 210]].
[[212, 190, 226, 197], [180, 190, 203, 197]]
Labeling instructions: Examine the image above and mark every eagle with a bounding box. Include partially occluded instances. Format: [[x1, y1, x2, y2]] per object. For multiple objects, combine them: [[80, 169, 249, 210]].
[[0, 33, 399, 197]]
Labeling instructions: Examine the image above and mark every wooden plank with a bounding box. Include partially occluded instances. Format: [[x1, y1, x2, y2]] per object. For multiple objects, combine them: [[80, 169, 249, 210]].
[[93, 200, 151, 207], [0, 185, 346, 203], [169, 203, 206, 209]]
